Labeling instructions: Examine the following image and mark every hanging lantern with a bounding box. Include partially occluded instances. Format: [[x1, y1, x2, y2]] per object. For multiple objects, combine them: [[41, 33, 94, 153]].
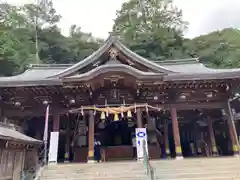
[[127, 110, 132, 118], [114, 113, 119, 121], [100, 111, 106, 120]]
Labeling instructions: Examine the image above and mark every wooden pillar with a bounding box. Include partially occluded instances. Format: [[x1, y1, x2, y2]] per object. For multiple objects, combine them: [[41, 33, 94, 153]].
[[225, 104, 240, 156], [227, 119, 239, 155], [136, 109, 143, 128], [164, 120, 170, 158], [87, 110, 95, 163], [207, 117, 218, 156], [170, 107, 183, 159], [53, 113, 60, 132], [196, 132, 202, 156], [64, 115, 70, 162]]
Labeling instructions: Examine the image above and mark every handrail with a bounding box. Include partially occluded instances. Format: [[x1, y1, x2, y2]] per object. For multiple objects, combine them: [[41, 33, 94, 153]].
[[143, 140, 155, 180]]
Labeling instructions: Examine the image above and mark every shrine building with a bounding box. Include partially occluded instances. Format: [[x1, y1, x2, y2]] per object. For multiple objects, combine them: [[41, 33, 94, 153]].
[[1, 36, 240, 163]]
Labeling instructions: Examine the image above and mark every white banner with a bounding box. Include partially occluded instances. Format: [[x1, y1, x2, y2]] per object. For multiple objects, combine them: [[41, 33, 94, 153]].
[[48, 132, 59, 163], [135, 128, 148, 159]]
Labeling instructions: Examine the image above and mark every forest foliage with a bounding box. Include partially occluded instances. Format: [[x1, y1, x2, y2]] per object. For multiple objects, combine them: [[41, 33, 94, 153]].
[[0, 0, 240, 76]]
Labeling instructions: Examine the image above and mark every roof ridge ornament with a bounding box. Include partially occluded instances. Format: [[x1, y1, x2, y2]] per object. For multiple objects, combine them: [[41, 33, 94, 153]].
[[109, 47, 119, 60]]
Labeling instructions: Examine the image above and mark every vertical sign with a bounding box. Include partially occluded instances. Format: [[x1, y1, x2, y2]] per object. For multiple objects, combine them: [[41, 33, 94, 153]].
[[135, 128, 148, 159], [48, 132, 59, 163]]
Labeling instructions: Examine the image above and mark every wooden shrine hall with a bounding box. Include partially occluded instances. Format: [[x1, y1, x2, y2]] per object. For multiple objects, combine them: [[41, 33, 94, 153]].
[[1, 35, 240, 162]]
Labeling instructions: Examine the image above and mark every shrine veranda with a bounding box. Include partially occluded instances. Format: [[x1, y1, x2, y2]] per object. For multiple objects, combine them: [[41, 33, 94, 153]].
[[1, 36, 240, 162]]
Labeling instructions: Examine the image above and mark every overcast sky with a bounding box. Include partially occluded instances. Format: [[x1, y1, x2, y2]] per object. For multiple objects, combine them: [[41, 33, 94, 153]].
[[3, 0, 240, 39]]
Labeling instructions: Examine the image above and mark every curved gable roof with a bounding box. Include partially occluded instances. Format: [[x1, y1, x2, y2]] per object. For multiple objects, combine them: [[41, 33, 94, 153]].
[[49, 36, 175, 78], [64, 64, 164, 82]]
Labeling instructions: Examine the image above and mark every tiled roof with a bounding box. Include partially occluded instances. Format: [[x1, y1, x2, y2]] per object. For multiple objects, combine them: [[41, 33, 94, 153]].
[[0, 36, 240, 86], [0, 123, 42, 144]]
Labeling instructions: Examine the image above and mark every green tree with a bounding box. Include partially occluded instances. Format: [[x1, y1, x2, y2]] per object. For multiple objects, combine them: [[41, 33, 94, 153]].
[[22, 0, 61, 28], [112, 0, 188, 60], [184, 28, 240, 68]]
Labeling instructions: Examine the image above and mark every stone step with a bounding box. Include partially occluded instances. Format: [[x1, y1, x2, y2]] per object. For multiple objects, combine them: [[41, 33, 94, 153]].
[[155, 177, 240, 180], [42, 172, 146, 178], [152, 157, 240, 162], [40, 158, 240, 180], [43, 167, 239, 174], [41, 177, 147, 180], [154, 168, 240, 173], [155, 171, 240, 177]]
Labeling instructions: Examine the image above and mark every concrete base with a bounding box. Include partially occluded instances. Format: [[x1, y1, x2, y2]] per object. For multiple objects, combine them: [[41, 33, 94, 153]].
[[234, 154, 240, 158], [48, 162, 58, 165], [175, 156, 184, 160], [87, 160, 95, 163]]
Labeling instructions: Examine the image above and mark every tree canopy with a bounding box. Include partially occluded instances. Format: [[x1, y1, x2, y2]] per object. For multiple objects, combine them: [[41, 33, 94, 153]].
[[0, 0, 240, 77], [0, 1, 101, 76], [112, 0, 189, 60], [184, 28, 240, 68]]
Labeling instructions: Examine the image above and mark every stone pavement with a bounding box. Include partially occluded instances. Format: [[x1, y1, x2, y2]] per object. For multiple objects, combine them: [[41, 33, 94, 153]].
[[40, 157, 240, 180]]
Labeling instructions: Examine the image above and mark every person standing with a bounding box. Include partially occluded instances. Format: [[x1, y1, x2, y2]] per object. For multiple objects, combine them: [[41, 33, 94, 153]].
[[132, 135, 137, 159], [94, 138, 101, 162]]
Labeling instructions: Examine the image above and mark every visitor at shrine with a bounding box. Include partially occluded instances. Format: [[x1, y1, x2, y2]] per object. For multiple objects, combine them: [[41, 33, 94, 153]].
[[94, 138, 101, 162], [132, 134, 137, 159]]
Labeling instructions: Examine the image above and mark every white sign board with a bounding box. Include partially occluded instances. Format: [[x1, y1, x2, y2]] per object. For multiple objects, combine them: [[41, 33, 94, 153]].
[[135, 128, 148, 159], [48, 132, 59, 163]]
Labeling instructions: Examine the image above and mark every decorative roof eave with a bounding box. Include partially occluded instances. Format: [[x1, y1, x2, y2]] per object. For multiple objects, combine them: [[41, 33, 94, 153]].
[[0, 79, 61, 87], [63, 64, 164, 82], [49, 36, 175, 78], [164, 71, 240, 81]]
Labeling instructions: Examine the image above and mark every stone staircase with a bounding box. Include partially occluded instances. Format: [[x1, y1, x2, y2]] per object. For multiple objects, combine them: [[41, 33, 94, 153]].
[[151, 157, 240, 180], [40, 157, 240, 180], [40, 161, 147, 180]]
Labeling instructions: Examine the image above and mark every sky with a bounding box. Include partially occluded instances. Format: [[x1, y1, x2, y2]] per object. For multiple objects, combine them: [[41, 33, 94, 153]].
[[3, 0, 240, 39]]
